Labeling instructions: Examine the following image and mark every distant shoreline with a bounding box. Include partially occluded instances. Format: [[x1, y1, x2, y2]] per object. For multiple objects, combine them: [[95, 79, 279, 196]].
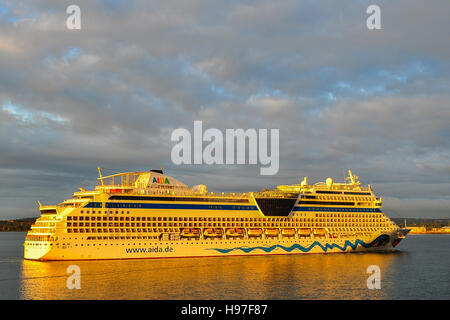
[[409, 232, 450, 235], [0, 218, 36, 232]]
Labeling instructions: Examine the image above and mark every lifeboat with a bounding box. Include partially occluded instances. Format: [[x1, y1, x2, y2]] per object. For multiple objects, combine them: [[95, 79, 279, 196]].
[[264, 228, 279, 237], [226, 228, 245, 238], [281, 228, 296, 237], [247, 228, 263, 237], [298, 228, 311, 236], [314, 228, 327, 237], [203, 228, 223, 238], [180, 228, 201, 238]]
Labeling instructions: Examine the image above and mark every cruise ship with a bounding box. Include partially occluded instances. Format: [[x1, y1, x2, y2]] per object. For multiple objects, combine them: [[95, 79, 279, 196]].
[[24, 169, 409, 260]]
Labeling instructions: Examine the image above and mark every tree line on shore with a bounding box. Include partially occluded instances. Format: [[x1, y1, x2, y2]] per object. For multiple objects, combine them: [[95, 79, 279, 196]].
[[391, 218, 449, 229], [0, 218, 36, 232]]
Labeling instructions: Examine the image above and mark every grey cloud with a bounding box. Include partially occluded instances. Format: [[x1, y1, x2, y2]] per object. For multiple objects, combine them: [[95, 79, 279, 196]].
[[0, 0, 449, 219]]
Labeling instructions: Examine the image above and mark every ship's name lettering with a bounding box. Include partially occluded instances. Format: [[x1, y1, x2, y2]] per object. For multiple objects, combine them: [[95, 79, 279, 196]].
[[152, 177, 170, 184]]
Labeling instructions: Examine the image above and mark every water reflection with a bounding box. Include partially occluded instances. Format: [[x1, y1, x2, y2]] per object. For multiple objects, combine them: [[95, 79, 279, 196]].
[[20, 252, 400, 299]]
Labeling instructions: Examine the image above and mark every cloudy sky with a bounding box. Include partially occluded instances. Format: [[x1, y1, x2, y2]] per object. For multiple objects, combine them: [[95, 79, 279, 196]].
[[0, 0, 449, 219]]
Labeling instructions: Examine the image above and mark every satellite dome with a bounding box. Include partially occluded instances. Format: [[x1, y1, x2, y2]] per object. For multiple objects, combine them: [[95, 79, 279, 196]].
[[326, 178, 333, 188]]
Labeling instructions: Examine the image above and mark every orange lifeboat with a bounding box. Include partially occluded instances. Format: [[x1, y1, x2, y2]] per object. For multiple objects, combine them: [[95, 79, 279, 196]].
[[181, 228, 201, 238], [298, 228, 311, 237], [281, 228, 296, 237], [264, 228, 279, 237], [203, 228, 223, 238], [247, 228, 263, 237], [314, 228, 327, 237], [226, 228, 245, 238]]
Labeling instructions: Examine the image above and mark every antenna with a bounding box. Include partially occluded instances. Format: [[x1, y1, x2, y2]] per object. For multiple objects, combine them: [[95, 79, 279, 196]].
[[348, 169, 355, 184], [98, 167, 105, 186]]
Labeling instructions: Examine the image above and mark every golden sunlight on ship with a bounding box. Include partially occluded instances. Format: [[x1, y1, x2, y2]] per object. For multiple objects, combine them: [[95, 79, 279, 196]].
[[23, 168, 409, 261]]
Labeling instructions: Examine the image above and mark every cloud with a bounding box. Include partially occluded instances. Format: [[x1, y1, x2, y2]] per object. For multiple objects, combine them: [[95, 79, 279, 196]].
[[0, 0, 449, 219]]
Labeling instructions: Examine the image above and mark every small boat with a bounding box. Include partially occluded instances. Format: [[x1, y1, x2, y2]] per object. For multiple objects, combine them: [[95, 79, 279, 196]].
[[226, 228, 245, 237], [314, 228, 327, 237], [281, 228, 296, 237], [247, 228, 263, 237], [298, 228, 311, 236], [203, 228, 223, 238], [181, 228, 201, 238], [264, 228, 279, 237]]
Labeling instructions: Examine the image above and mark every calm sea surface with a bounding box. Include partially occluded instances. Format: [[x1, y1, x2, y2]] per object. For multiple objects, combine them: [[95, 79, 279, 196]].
[[0, 232, 448, 299]]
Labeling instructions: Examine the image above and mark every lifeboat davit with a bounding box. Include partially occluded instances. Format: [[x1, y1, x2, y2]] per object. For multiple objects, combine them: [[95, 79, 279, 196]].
[[247, 228, 263, 237], [226, 228, 245, 238], [264, 228, 279, 237], [181, 228, 201, 238], [203, 228, 223, 238]]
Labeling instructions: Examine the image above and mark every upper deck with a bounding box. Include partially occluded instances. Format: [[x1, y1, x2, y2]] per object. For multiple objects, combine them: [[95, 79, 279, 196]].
[[69, 168, 250, 202], [52, 168, 381, 212]]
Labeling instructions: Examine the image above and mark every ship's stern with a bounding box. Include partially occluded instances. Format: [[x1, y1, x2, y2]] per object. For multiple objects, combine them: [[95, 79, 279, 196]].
[[24, 238, 52, 260]]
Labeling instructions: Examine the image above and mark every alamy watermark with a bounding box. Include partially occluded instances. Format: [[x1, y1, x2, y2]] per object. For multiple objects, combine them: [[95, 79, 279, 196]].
[[366, 265, 381, 289], [66, 265, 81, 289], [66, 5, 81, 30], [65, 5, 381, 31], [171, 121, 279, 175], [366, 5, 381, 30]]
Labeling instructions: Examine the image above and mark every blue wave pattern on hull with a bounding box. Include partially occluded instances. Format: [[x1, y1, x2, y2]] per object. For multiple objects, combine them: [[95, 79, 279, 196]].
[[208, 235, 390, 254]]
